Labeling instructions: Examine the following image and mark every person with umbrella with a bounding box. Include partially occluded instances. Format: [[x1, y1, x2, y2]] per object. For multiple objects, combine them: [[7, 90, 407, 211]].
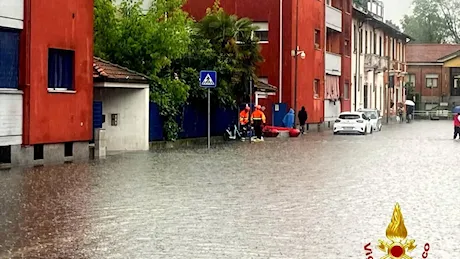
[[452, 106, 460, 139], [405, 100, 415, 123]]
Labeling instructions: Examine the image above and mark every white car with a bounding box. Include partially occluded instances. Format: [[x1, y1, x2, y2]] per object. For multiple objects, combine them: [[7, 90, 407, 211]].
[[359, 108, 383, 131], [333, 112, 373, 135]]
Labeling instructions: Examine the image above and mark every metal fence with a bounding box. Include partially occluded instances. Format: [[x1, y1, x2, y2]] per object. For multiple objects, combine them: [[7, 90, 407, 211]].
[[413, 110, 453, 120]]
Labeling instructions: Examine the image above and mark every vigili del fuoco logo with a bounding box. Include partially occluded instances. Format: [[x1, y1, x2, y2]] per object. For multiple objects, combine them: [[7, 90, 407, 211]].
[[364, 203, 431, 259]]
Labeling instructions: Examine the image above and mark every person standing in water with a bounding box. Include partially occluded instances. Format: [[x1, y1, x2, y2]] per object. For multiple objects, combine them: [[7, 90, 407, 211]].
[[282, 108, 295, 128], [251, 105, 266, 141], [298, 106, 308, 134], [454, 113, 460, 139]]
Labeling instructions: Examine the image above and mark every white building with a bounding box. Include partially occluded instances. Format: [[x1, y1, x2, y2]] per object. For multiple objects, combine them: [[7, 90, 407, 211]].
[[93, 57, 150, 152], [351, 1, 411, 116], [0, 0, 24, 165]]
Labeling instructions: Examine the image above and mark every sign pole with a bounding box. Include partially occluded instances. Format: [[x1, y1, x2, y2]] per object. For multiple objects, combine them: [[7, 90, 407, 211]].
[[207, 88, 211, 149], [199, 70, 217, 150]]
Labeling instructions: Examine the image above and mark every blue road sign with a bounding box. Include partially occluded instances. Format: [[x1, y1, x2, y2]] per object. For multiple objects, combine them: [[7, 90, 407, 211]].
[[199, 70, 217, 88]]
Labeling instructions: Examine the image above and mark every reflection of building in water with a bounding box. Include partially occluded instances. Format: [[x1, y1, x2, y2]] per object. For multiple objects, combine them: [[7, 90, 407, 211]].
[[3, 165, 91, 258]]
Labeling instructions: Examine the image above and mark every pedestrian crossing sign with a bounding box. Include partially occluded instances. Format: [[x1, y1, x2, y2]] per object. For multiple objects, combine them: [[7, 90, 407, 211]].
[[200, 70, 217, 88]]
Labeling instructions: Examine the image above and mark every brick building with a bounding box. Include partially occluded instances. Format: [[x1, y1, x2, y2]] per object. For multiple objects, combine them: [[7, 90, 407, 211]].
[[406, 44, 460, 110]]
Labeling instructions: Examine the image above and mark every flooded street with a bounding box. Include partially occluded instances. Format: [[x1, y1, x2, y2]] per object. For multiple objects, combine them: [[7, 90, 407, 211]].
[[1, 121, 459, 258]]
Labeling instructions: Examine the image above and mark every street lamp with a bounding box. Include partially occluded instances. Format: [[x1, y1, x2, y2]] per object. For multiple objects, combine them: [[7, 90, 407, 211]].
[[291, 47, 305, 127]]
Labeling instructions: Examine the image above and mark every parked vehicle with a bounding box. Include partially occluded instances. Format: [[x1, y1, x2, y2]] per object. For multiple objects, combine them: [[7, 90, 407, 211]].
[[333, 112, 373, 135], [358, 108, 383, 131]]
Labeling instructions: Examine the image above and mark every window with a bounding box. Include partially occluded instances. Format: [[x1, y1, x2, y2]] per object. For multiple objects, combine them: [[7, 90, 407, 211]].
[[48, 48, 74, 90], [344, 81, 350, 99], [314, 79, 320, 98], [64, 142, 73, 157], [252, 22, 268, 43], [111, 113, 119, 126], [314, 29, 320, 48], [365, 30, 368, 53], [0, 30, 20, 89], [34, 144, 44, 160], [359, 30, 363, 53], [353, 25, 357, 53], [425, 74, 438, 88], [454, 76, 460, 88], [379, 36, 382, 56], [405, 74, 415, 87], [0, 145, 11, 164], [373, 32, 377, 54], [339, 114, 360, 120], [344, 40, 350, 56]]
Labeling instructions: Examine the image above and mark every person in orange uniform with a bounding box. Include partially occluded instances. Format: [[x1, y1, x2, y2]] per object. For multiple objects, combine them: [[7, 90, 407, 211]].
[[251, 105, 266, 141], [239, 105, 250, 137]]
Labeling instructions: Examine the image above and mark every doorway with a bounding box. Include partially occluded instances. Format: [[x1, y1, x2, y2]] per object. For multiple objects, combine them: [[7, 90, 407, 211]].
[[363, 84, 368, 108]]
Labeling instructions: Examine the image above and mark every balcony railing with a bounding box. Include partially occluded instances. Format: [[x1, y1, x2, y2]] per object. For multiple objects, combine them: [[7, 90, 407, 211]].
[[326, 5, 342, 32], [325, 52, 341, 76], [364, 54, 388, 71]]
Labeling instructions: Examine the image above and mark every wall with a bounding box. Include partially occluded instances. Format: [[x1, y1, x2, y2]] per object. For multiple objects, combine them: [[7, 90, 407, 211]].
[[94, 87, 149, 151], [0, 0, 23, 29], [20, 0, 94, 145], [407, 65, 447, 98]]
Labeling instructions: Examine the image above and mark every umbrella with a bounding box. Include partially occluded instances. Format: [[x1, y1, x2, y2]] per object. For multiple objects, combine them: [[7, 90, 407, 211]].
[[452, 106, 460, 114], [405, 100, 415, 106]]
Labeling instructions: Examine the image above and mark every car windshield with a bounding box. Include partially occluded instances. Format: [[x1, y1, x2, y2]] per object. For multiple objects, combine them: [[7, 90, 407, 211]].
[[339, 114, 360, 120], [363, 111, 378, 119]]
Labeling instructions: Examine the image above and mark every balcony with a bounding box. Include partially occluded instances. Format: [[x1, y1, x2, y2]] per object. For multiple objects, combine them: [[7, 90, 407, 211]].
[[364, 54, 388, 72], [325, 52, 341, 76], [326, 5, 342, 32]]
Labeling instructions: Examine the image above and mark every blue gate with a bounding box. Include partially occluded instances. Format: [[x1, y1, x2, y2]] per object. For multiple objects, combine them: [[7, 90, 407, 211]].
[[273, 103, 287, 126]]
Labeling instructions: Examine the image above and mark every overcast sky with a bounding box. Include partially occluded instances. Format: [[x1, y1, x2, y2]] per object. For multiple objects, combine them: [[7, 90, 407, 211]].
[[382, 0, 412, 26]]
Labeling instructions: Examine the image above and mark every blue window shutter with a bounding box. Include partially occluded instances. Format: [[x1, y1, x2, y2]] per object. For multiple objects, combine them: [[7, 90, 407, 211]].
[[93, 101, 103, 129], [48, 48, 74, 89], [0, 29, 20, 89]]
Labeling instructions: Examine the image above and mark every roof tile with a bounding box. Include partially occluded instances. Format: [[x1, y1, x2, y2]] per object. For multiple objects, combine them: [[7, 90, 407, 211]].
[[93, 57, 149, 83], [406, 44, 460, 63]]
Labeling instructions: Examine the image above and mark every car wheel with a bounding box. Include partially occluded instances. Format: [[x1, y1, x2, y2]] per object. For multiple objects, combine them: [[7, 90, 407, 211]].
[[370, 127, 373, 134], [333, 131, 338, 135]]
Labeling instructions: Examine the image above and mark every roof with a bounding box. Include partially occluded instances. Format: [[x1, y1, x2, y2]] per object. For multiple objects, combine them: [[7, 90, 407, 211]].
[[406, 44, 460, 63], [254, 80, 277, 93], [352, 5, 412, 41], [93, 57, 150, 84], [437, 50, 460, 62]]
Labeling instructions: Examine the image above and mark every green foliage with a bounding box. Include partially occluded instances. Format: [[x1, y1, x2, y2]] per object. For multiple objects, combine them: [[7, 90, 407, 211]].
[[401, 0, 448, 43], [94, 0, 263, 141], [172, 0, 264, 111]]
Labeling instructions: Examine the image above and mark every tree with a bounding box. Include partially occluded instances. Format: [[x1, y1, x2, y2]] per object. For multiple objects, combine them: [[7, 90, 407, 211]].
[[172, 0, 264, 111], [401, 0, 452, 43]]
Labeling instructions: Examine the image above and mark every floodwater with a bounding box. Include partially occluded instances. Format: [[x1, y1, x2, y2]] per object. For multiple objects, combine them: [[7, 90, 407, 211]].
[[1, 121, 459, 258]]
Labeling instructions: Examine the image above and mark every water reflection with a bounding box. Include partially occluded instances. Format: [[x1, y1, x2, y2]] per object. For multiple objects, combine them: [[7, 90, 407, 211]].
[[0, 121, 459, 258]]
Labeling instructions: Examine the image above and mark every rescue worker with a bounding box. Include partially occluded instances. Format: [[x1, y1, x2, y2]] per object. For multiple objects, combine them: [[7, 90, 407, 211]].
[[251, 105, 266, 141], [453, 113, 460, 139], [239, 105, 250, 137]]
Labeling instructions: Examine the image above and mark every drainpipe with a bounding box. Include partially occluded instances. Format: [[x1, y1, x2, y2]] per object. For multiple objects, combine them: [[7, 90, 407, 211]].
[[293, 0, 299, 126], [279, 0, 283, 103], [354, 21, 364, 111]]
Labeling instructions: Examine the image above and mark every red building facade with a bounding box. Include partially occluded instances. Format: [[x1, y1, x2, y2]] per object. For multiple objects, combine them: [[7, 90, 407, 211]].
[[20, 0, 94, 145], [183, 0, 352, 124]]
